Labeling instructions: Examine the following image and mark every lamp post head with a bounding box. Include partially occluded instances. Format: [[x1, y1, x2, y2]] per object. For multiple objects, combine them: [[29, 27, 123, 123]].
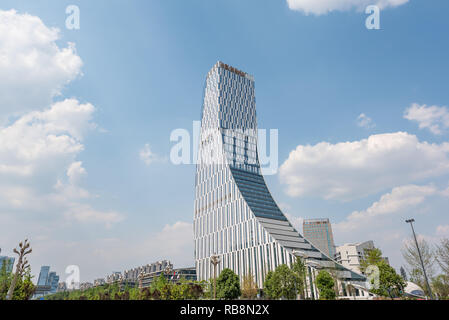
[[210, 254, 221, 265], [406, 219, 415, 224]]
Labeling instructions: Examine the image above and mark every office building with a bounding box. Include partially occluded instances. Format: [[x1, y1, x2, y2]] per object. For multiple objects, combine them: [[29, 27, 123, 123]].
[[0, 255, 15, 273], [47, 271, 60, 293], [106, 271, 122, 284], [303, 218, 336, 259], [80, 282, 94, 291], [193, 62, 366, 295], [140, 267, 197, 288], [34, 266, 59, 297], [96, 261, 195, 289], [335, 241, 389, 274], [37, 266, 50, 286], [100, 261, 182, 288], [94, 278, 106, 287], [123, 260, 172, 282]]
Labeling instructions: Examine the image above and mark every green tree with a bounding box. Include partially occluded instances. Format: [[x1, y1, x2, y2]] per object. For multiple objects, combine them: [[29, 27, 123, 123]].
[[263, 265, 297, 300], [188, 281, 206, 300], [431, 274, 449, 299], [0, 259, 12, 300], [170, 278, 193, 300], [263, 271, 279, 299], [315, 270, 336, 300], [402, 237, 435, 296], [359, 246, 405, 298], [216, 268, 240, 300], [11, 268, 35, 300], [370, 261, 405, 298], [241, 272, 258, 299], [129, 286, 141, 300], [44, 278, 210, 301], [435, 238, 449, 276], [360, 248, 383, 273], [400, 266, 408, 282], [0, 254, 35, 300], [150, 273, 170, 299], [291, 257, 306, 298], [275, 264, 297, 300], [6, 239, 32, 300]]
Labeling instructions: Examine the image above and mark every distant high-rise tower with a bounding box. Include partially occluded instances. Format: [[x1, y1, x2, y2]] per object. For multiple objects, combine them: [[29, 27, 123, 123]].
[[47, 271, 60, 293], [193, 62, 366, 294], [0, 255, 15, 273], [303, 218, 336, 259], [36, 266, 59, 295], [37, 266, 50, 286]]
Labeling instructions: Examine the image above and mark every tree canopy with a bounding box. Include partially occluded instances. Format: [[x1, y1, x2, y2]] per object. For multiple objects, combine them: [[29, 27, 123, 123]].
[[360, 247, 405, 298], [241, 272, 258, 299], [263, 264, 298, 300], [216, 268, 241, 300], [371, 261, 405, 298], [402, 237, 435, 296], [315, 270, 336, 300], [0, 260, 35, 300]]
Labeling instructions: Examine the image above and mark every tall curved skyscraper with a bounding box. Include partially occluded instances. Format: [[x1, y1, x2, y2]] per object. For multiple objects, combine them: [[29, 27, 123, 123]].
[[194, 62, 366, 296]]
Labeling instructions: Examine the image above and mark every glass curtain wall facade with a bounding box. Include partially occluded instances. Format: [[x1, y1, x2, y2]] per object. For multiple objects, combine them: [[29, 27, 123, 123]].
[[0, 256, 14, 273], [303, 218, 336, 259], [193, 62, 366, 291], [37, 266, 50, 286]]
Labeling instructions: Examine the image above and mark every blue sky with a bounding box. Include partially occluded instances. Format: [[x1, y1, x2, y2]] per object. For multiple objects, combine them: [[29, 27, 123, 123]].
[[1, 0, 449, 283]]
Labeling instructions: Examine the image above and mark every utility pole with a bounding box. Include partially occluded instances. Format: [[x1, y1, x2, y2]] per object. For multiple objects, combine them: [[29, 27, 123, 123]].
[[405, 218, 434, 300], [210, 255, 220, 300]]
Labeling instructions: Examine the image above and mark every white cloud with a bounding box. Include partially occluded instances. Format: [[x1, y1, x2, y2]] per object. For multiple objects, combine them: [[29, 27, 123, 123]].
[[0, 9, 123, 230], [64, 204, 124, 229], [279, 132, 449, 200], [442, 185, 449, 197], [0, 98, 95, 177], [0, 10, 83, 117], [0, 159, 124, 229], [0, 9, 128, 285], [436, 225, 449, 237], [332, 184, 449, 271], [147, 221, 193, 260], [286, 0, 409, 15], [285, 213, 304, 233], [404, 103, 449, 135], [48, 221, 192, 282], [357, 113, 375, 129], [0, 218, 192, 283], [139, 143, 165, 166], [67, 161, 87, 185], [279, 203, 304, 232], [335, 184, 438, 233]]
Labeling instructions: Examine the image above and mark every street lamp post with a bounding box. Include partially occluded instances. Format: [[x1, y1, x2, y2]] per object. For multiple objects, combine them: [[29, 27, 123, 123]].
[[405, 218, 434, 300], [210, 255, 221, 300]]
